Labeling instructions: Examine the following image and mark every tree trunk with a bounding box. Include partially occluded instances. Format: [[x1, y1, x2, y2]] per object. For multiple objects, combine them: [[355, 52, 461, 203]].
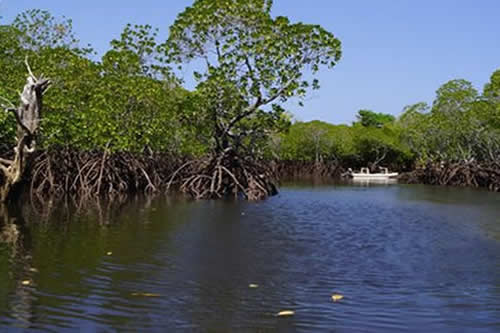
[[0, 58, 50, 202]]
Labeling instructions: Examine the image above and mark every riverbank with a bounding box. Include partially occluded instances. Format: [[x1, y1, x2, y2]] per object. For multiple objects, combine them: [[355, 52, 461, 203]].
[[26, 148, 186, 198], [6, 138, 496, 200], [398, 161, 500, 192], [275, 160, 500, 193], [1, 149, 499, 201], [272, 160, 346, 180]]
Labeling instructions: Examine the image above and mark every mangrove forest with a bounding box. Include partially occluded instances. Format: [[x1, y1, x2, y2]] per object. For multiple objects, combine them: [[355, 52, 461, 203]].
[[1, 1, 500, 332], [1, 1, 499, 203]]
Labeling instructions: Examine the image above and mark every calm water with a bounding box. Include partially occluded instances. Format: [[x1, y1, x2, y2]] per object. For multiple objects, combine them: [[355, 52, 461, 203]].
[[0, 184, 499, 332]]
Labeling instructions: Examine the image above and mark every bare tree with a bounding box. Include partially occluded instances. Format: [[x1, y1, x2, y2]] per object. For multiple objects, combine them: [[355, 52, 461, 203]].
[[0, 58, 51, 202]]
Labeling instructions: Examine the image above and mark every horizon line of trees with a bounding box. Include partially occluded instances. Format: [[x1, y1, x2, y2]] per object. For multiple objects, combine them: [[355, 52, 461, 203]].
[[274, 73, 500, 170]]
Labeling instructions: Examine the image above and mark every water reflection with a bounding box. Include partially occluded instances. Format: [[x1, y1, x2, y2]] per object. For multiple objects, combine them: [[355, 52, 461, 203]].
[[282, 177, 400, 189], [0, 204, 37, 328], [0, 186, 499, 332], [351, 178, 398, 186]]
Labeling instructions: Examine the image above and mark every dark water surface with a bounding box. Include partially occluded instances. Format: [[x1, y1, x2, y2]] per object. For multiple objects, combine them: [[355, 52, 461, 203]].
[[0, 184, 499, 332]]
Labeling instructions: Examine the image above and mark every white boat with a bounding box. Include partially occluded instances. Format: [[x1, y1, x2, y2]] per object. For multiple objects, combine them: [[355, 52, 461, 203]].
[[349, 167, 398, 180]]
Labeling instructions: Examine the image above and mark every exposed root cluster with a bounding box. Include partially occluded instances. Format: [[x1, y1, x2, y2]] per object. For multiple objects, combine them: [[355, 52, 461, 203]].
[[274, 160, 345, 180], [168, 151, 277, 200], [20, 148, 278, 201], [399, 161, 500, 192], [8, 149, 499, 202], [29, 148, 183, 199]]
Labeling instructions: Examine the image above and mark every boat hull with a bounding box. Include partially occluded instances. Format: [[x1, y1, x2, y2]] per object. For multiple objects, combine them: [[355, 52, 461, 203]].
[[351, 173, 399, 180]]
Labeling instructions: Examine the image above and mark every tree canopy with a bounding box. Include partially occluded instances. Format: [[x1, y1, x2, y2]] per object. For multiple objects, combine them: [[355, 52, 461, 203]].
[[355, 110, 395, 128], [399, 78, 499, 163], [166, 0, 342, 154]]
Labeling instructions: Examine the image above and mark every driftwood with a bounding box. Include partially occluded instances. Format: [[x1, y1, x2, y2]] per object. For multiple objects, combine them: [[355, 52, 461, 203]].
[[0, 58, 51, 202]]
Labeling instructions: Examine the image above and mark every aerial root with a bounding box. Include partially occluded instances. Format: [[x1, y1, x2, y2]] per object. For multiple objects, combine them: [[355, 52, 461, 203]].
[[168, 151, 277, 200], [399, 161, 500, 192], [28, 148, 185, 199], [273, 160, 345, 180]]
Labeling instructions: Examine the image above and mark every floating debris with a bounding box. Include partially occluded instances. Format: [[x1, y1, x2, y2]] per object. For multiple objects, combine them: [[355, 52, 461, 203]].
[[131, 293, 161, 297], [276, 310, 295, 317], [21, 280, 31, 286], [106, 252, 113, 256], [331, 294, 344, 302], [29, 268, 39, 273], [249, 284, 259, 288]]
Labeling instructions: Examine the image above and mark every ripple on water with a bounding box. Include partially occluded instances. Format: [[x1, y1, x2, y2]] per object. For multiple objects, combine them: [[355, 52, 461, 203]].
[[0, 185, 499, 332]]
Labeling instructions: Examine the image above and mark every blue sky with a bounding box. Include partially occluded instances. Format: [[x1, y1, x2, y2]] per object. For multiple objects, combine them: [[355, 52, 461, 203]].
[[1, 0, 499, 124]]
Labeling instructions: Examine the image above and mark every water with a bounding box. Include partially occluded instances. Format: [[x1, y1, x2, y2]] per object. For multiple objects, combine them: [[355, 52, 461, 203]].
[[0, 184, 499, 332]]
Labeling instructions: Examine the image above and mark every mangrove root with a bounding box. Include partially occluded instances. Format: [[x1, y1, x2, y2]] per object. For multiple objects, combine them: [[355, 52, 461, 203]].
[[30, 148, 184, 200], [399, 161, 500, 192], [168, 150, 277, 200]]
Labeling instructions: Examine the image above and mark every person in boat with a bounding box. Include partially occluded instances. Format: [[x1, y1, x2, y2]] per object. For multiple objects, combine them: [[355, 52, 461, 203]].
[[342, 168, 354, 178]]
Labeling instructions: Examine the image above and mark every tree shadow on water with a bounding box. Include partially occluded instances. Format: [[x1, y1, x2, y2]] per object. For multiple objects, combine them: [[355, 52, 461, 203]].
[[0, 203, 37, 328]]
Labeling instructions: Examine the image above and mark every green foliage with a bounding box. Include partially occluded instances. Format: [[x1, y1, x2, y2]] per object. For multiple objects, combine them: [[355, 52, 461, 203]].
[[109, 23, 173, 80], [355, 109, 395, 128], [482, 70, 500, 129], [13, 9, 93, 55], [352, 123, 412, 168], [483, 70, 500, 103], [278, 120, 412, 169], [1, 10, 200, 155], [432, 79, 478, 114], [0, 24, 24, 145], [399, 77, 500, 163]]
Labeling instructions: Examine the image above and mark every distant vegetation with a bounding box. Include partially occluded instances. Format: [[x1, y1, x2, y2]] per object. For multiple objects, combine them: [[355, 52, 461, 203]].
[[275, 111, 412, 172], [276, 74, 500, 170], [274, 76, 500, 190]]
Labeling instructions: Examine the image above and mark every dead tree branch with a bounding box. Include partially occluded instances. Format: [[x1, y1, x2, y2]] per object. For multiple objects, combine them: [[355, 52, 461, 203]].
[[0, 59, 51, 202]]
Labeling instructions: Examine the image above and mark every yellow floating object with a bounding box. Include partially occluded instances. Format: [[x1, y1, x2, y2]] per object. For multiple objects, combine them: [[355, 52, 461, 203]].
[[249, 284, 259, 288], [276, 310, 295, 317], [331, 294, 344, 302], [29, 268, 39, 273], [106, 252, 113, 256], [131, 293, 161, 297], [22, 280, 31, 286]]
